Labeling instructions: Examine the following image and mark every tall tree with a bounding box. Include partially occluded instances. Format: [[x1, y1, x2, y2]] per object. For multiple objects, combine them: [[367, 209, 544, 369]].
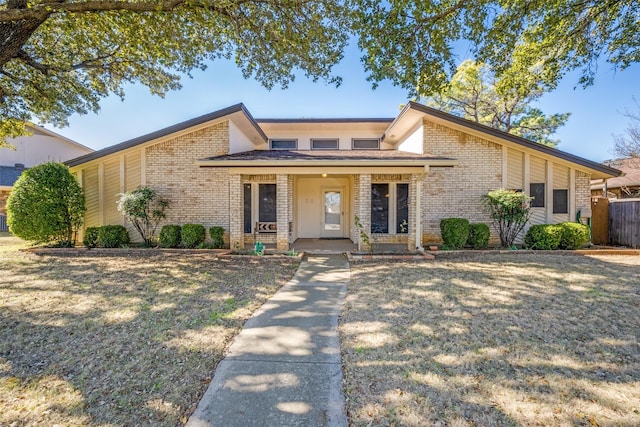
[[424, 60, 569, 146], [353, 0, 639, 95], [0, 0, 348, 146], [613, 97, 640, 158]]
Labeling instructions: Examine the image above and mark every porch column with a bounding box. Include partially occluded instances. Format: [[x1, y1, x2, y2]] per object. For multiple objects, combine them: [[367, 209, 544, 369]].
[[229, 174, 244, 249], [357, 174, 371, 251], [276, 174, 289, 251], [409, 174, 422, 250]]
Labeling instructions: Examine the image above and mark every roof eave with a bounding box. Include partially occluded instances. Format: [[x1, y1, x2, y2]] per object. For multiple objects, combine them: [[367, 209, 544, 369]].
[[195, 158, 458, 168]]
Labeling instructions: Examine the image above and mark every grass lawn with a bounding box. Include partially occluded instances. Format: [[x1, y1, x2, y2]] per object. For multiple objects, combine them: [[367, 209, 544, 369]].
[[341, 253, 640, 426], [0, 233, 299, 426]]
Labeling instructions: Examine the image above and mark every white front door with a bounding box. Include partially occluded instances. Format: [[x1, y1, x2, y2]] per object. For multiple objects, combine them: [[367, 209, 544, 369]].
[[321, 188, 344, 238]]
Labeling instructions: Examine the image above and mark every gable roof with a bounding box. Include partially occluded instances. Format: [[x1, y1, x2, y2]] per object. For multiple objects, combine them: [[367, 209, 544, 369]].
[[591, 158, 640, 190], [385, 102, 621, 180], [66, 103, 266, 167]]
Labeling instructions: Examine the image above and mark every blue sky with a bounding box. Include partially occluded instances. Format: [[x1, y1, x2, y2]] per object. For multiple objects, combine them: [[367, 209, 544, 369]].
[[54, 42, 639, 163]]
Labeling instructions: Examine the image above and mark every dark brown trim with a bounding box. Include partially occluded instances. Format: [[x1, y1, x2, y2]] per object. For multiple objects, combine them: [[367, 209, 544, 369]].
[[65, 104, 267, 167]]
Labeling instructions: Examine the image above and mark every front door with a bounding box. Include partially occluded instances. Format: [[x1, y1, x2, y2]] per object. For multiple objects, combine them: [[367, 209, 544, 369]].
[[321, 188, 344, 238]]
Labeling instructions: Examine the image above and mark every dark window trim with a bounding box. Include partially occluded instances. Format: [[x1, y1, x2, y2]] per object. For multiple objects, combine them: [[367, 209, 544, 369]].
[[351, 138, 380, 150], [530, 183, 545, 208], [269, 139, 298, 150], [553, 189, 569, 214], [311, 138, 339, 150]]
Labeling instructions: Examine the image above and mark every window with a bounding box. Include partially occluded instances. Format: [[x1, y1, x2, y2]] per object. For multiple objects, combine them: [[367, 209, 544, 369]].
[[530, 183, 545, 207], [371, 183, 409, 234], [311, 138, 339, 150], [352, 138, 380, 150], [270, 139, 297, 150], [243, 183, 277, 233], [553, 189, 568, 214]]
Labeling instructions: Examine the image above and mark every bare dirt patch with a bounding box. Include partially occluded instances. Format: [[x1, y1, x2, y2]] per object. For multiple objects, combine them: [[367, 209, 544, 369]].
[[0, 233, 298, 426], [340, 253, 640, 426]]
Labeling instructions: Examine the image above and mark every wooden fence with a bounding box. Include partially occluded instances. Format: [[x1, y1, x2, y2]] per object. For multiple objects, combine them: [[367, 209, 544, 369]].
[[609, 199, 640, 248]]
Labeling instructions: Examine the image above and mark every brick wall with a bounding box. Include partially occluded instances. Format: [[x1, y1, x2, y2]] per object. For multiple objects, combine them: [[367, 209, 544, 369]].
[[0, 190, 9, 216], [145, 121, 230, 242], [422, 119, 503, 244]]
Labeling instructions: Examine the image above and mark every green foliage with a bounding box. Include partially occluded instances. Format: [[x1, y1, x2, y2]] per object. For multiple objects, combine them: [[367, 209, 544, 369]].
[[0, 1, 349, 144], [159, 225, 182, 248], [424, 60, 569, 146], [524, 224, 562, 250], [83, 227, 99, 248], [354, 215, 372, 253], [483, 189, 532, 248], [440, 218, 470, 249], [181, 224, 206, 249], [353, 1, 638, 96], [117, 186, 168, 246], [558, 222, 590, 249], [467, 223, 490, 249], [209, 226, 225, 249], [7, 162, 85, 245], [96, 225, 130, 248]]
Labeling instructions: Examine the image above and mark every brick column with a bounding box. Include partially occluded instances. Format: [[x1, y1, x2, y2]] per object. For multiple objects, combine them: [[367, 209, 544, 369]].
[[408, 174, 418, 251], [229, 174, 244, 249], [357, 174, 371, 251], [276, 174, 289, 251]]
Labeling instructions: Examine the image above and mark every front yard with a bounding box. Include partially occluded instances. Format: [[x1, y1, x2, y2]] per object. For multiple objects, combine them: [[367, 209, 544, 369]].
[[341, 253, 640, 426], [0, 233, 298, 426]]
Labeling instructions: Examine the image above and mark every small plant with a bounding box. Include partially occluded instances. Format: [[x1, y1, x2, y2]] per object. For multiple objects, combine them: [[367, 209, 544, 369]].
[[354, 215, 372, 252], [440, 218, 470, 249], [159, 224, 181, 248], [117, 186, 169, 246], [399, 219, 408, 234], [285, 247, 298, 256], [181, 223, 206, 248], [254, 241, 265, 256], [209, 226, 225, 249], [558, 222, 590, 249], [524, 224, 562, 250], [96, 225, 130, 248], [483, 189, 532, 248], [83, 227, 100, 248], [467, 223, 490, 249]]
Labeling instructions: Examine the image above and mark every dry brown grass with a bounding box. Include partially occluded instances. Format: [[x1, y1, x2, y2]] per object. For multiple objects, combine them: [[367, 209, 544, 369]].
[[0, 233, 298, 426], [341, 253, 640, 426]]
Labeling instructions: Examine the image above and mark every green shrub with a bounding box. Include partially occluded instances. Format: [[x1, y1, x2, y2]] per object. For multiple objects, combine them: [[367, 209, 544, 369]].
[[483, 189, 532, 248], [159, 225, 181, 248], [209, 226, 225, 249], [524, 224, 562, 250], [96, 225, 130, 248], [440, 218, 470, 249], [558, 222, 590, 249], [468, 223, 490, 249], [181, 223, 206, 248], [83, 227, 100, 248]]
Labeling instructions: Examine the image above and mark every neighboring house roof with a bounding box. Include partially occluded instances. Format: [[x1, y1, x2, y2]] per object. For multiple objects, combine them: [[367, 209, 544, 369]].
[[196, 149, 456, 167], [0, 165, 24, 187], [591, 158, 640, 190], [27, 124, 94, 153], [65, 103, 267, 167], [385, 102, 622, 180]]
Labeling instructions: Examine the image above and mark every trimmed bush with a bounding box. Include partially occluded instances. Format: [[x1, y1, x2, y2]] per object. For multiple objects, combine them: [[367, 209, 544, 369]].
[[558, 222, 590, 249], [209, 226, 225, 249], [96, 225, 130, 248], [83, 227, 100, 248], [159, 225, 181, 248], [468, 223, 490, 249], [181, 223, 206, 248], [524, 224, 562, 250], [440, 218, 470, 249]]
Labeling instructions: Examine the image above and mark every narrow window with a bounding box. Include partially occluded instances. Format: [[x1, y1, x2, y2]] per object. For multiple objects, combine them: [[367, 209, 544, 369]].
[[258, 184, 277, 222], [270, 139, 297, 150], [396, 183, 409, 233], [553, 189, 568, 214], [311, 138, 339, 150], [530, 183, 545, 208], [371, 183, 389, 233], [243, 184, 252, 233], [352, 138, 380, 150]]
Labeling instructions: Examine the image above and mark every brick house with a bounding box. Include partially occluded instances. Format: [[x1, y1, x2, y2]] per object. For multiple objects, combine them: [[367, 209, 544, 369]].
[[1, 125, 92, 231], [66, 102, 620, 250]]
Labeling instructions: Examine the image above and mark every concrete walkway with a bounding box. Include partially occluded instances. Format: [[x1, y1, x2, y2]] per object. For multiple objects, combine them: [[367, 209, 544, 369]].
[[186, 255, 349, 427]]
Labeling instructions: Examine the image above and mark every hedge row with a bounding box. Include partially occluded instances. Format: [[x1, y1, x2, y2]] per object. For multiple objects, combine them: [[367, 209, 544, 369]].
[[84, 225, 130, 248], [439, 218, 490, 249], [159, 224, 226, 249], [524, 222, 589, 250]]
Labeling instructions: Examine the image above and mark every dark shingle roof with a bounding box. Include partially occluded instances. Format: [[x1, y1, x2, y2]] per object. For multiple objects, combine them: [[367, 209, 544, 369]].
[[0, 166, 24, 187]]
